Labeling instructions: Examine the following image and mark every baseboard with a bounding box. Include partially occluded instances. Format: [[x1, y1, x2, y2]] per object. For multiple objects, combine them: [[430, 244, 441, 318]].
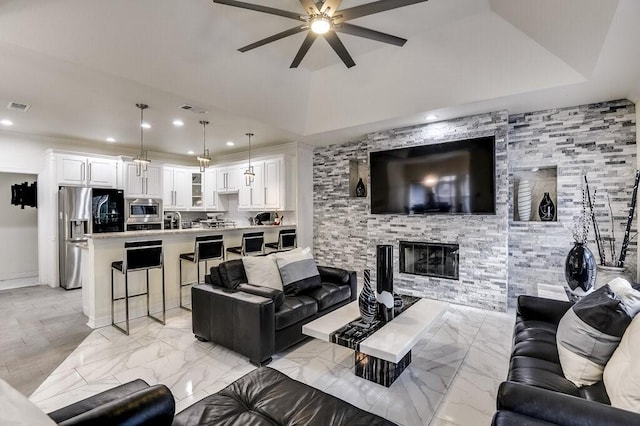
[[0, 275, 40, 291]]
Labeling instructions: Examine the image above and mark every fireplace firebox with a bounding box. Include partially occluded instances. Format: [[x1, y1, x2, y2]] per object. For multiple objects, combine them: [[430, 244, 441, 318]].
[[399, 241, 459, 280]]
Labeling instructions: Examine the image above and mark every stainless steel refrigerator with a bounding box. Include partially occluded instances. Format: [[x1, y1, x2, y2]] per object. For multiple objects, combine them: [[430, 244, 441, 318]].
[[59, 186, 91, 289]]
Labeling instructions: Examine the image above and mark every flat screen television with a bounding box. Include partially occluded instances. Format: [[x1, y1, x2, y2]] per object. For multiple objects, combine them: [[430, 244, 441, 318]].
[[370, 136, 495, 215]]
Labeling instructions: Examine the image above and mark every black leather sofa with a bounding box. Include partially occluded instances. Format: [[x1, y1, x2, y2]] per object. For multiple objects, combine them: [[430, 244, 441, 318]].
[[173, 367, 394, 425], [47, 378, 175, 425], [492, 295, 640, 425], [191, 259, 357, 365], [45, 367, 395, 425]]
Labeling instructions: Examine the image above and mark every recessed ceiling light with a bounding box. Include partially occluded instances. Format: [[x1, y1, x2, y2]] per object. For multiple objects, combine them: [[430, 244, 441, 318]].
[[226, 141, 234, 146], [106, 137, 116, 143], [425, 115, 438, 121], [173, 119, 184, 127], [1, 119, 14, 126], [187, 150, 195, 155], [141, 122, 151, 129]]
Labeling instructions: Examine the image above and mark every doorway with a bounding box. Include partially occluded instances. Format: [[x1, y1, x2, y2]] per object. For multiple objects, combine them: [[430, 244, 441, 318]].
[[0, 172, 39, 290]]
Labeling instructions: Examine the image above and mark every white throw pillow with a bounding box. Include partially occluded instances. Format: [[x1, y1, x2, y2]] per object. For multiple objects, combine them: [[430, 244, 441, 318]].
[[0, 378, 56, 426], [604, 312, 640, 413], [242, 255, 283, 291], [608, 277, 640, 317]]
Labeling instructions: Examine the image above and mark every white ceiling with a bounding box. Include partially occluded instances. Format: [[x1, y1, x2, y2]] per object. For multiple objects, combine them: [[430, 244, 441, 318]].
[[0, 0, 638, 157]]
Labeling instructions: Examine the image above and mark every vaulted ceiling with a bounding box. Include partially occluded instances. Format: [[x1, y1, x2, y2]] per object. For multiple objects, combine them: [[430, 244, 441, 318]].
[[0, 0, 638, 156]]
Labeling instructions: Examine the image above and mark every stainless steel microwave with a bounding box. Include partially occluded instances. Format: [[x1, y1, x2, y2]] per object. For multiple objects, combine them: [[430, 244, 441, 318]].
[[125, 198, 163, 225]]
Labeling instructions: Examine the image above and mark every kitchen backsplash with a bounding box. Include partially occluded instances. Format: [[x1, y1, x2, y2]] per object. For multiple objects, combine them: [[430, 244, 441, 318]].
[[168, 194, 295, 227]]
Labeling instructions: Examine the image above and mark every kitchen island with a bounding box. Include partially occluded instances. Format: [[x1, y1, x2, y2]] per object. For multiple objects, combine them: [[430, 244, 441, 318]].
[[82, 225, 295, 328]]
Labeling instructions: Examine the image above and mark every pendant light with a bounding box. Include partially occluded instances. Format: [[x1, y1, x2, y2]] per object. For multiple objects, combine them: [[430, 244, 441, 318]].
[[244, 132, 255, 186], [197, 120, 211, 172], [133, 103, 151, 176]]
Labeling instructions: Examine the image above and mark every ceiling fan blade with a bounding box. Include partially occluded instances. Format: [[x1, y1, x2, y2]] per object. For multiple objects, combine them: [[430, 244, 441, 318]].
[[335, 23, 406, 46], [319, 0, 343, 17], [298, 0, 320, 15], [333, 0, 428, 24], [290, 32, 319, 68], [324, 32, 356, 68], [239, 25, 308, 53], [213, 0, 305, 21]]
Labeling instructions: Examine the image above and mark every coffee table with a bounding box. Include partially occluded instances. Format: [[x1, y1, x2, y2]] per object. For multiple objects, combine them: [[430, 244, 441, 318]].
[[302, 297, 448, 387]]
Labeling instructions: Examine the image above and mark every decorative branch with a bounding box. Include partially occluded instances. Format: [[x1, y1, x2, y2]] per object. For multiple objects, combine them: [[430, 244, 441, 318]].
[[585, 176, 605, 265], [618, 169, 640, 267], [607, 194, 616, 264]]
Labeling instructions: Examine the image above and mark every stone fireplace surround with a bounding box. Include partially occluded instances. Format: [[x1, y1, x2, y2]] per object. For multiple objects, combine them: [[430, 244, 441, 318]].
[[312, 100, 636, 312], [315, 111, 510, 311]]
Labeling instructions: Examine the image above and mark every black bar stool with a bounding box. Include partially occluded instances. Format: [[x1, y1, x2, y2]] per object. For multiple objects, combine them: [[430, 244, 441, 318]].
[[179, 235, 225, 310], [111, 240, 165, 335], [226, 231, 265, 257], [265, 229, 297, 252]]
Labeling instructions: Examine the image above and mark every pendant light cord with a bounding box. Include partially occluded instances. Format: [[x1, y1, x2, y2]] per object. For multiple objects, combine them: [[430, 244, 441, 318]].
[[246, 132, 254, 166], [201, 120, 208, 154], [140, 106, 144, 155]]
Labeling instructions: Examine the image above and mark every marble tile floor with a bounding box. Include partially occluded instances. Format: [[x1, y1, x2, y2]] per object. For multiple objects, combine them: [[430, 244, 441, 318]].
[[29, 301, 515, 426], [0, 285, 92, 396]]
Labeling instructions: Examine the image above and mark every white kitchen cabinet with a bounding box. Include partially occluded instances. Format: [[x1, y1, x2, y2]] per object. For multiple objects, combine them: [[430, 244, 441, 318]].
[[87, 158, 119, 187], [263, 158, 282, 209], [163, 167, 190, 209], [238, 162, 264, 210], [216, 165, 241, 193], [204, 169, 226, 211], [57, 154, 119, 188], [124, 162, 163, 198]]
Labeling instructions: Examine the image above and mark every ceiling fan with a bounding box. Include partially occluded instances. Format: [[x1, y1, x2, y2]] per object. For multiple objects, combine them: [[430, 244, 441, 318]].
[[212, 0, 429, 68]]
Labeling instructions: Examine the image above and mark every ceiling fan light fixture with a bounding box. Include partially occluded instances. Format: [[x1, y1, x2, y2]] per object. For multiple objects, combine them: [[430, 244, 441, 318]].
[[213, 0, 428, 68], [310, 15, 331, 34]]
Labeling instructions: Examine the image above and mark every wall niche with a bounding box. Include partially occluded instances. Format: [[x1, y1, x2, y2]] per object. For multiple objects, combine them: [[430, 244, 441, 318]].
[[348, 159, 368, 198], [513, 166, 557, 222]]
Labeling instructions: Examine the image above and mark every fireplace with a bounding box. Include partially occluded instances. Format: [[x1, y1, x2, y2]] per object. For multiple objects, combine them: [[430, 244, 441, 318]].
[[399, 241, 459, 280]]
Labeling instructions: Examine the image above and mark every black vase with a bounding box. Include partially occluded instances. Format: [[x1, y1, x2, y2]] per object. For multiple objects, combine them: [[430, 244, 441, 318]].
[[565, 242, 596, 292], [356, 178, 366, 197], [358, 270, 377, 325], [538, 192, 555, 221], [376, 245, 394, 323]]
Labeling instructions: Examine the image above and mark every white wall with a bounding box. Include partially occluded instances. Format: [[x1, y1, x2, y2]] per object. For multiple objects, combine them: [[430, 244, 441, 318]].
[[0, 172, 38, 282], [295, 144, 314, 250]]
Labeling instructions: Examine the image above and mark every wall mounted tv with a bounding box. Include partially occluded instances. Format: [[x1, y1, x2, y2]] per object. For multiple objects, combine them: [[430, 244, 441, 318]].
[[370, 136, 496, 215]]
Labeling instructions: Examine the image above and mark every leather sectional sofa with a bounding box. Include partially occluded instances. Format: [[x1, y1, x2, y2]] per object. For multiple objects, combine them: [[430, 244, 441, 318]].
[[191, 259, 357, 365], [46, 367, 395, 425], [491, 295, 640, 425]]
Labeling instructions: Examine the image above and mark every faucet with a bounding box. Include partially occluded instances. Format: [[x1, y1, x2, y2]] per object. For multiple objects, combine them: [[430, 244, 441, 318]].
[[166, 211, 182, 229]]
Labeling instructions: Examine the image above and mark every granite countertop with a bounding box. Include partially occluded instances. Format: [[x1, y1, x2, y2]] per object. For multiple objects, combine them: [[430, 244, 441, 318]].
[[86, 224, 296, 239]]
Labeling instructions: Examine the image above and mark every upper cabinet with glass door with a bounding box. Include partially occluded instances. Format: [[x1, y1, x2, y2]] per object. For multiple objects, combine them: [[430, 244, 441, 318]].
[[191, 171, 204, 210]]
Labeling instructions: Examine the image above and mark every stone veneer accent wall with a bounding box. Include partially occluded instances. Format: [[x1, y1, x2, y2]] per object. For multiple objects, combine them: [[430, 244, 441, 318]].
[[508, 100, 637, 305], [314, 100, 636, 311], [314, 111, 510, 311]]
